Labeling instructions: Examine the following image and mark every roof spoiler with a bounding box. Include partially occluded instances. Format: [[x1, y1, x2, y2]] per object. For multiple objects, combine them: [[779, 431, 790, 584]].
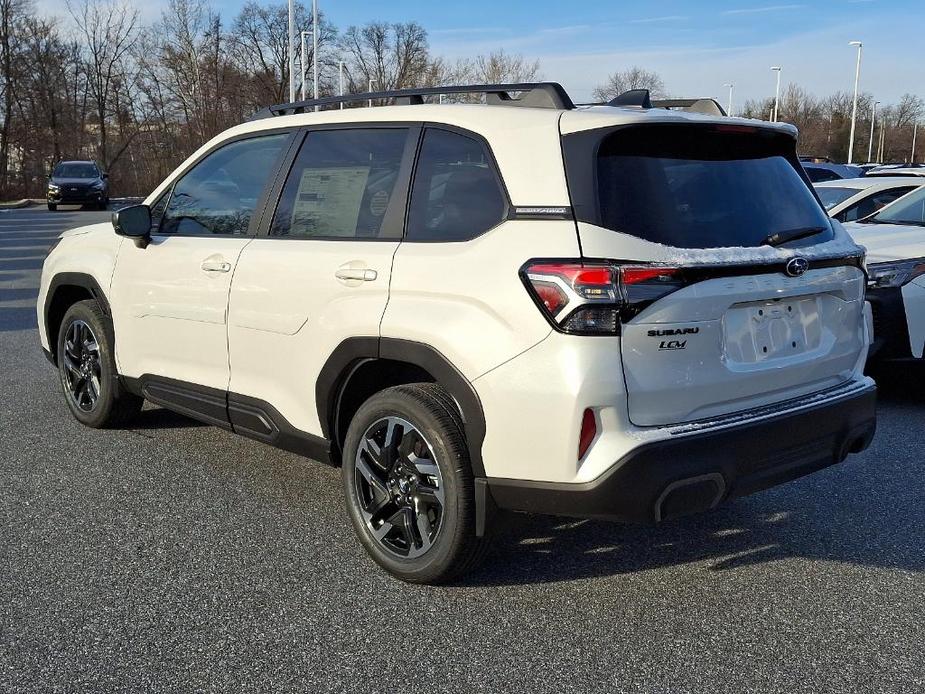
[[604, 90, 728, 117]]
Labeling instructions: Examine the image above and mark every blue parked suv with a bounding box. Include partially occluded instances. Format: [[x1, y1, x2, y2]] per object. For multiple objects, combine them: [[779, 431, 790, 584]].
[[47, 161, 109, 211]]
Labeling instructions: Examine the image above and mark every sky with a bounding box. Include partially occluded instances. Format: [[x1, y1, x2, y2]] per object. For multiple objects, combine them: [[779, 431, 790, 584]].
[[37, 0, 925, 110]]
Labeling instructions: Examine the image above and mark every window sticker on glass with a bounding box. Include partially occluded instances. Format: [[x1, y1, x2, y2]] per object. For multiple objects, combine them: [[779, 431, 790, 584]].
[[292, 167, 371, 237]]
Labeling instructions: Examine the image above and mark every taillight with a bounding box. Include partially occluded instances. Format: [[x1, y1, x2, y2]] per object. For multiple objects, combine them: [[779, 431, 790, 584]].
[[522, 260, 684, 334]]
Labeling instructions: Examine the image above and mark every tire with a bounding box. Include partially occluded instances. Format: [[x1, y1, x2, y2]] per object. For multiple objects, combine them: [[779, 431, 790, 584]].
[[47, 203, 57, 211], [342, 383, 490, 584], [56, 299, 142, 428], [99, 199, 108, 210]]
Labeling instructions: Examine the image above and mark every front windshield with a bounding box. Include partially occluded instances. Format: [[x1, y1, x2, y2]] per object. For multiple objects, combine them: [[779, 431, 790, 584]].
[[815, 187, 855, 210], [869, 186, 925, 226], [53, 163, 98, 178]]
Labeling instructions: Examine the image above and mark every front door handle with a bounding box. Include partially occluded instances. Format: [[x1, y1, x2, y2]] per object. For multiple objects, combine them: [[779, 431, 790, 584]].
[[335, 268, 377, 282], [201, 259, 231, 273]]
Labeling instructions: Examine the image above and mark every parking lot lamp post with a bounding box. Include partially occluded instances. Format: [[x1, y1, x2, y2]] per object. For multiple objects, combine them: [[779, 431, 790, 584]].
[[300, 31, 309, 101], [723, 83, 734, 117], [339, 60, 345, 109], [771, 67, 781, 122], [912, 123, 918, 163], [847, 41, 863, 164], [288, 0, 296, 102], [868, 101, 879, 163], [312, 0, 319, 111]]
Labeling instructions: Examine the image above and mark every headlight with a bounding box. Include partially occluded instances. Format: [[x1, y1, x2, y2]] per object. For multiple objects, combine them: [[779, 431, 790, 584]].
[[867, 258, 925, 288], [48, 183, 59, 192], [91, 181, 104, 190]]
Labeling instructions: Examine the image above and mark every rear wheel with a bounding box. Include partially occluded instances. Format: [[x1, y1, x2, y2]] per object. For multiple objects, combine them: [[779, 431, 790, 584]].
[[342, 383, 490, 583], [56, 300, 142, 428]]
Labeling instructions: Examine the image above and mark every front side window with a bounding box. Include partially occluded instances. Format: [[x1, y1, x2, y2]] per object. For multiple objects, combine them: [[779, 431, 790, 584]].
[[839, 188, 917, 222], [406, 128, 506, 242], [589, 125, 833, 249], [271, 128, 408, 239], [866, 186, 925, 226], [160, 134, 288, 236]]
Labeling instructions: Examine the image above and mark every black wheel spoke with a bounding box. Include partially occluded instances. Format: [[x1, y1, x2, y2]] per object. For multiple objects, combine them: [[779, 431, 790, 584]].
[[61, 319, 102, 413], [354, 415, 445, 559]]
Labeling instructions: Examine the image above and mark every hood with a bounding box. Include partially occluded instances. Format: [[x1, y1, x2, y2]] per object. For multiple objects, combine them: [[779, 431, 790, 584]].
[[844, 221, 925, 263], [59, 222, 110, 239]]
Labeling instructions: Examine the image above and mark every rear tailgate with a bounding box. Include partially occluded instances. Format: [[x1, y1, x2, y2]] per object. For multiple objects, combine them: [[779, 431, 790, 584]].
[[561, 114, 868, 427], [619, 262, 866, 425]]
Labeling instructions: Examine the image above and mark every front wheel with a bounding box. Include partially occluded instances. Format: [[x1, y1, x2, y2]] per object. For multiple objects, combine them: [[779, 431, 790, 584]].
[[47, 203, 57, 211], [342, 384, 490, 583], [56, 300, 142, 428]]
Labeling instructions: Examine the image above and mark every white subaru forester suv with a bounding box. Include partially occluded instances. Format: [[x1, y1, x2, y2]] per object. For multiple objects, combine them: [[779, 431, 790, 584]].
[[37, 83, 876, 583]]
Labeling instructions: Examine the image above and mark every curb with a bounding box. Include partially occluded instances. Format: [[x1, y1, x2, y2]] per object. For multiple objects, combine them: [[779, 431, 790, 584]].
[[0, 199, 33, 209]]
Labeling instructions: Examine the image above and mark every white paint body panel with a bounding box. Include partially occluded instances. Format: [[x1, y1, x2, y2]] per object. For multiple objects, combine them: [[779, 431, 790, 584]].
[[37, 223, 119, 351], [110, 234, 252, 390], [227, 238, 399, 436]]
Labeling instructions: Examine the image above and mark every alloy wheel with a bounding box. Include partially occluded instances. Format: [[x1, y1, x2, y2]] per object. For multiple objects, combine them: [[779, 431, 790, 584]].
[[61, 319, 102, 412], [354, 416, 445, 559]]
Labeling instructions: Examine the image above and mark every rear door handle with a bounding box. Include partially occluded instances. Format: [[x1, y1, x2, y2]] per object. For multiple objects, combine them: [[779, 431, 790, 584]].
[[201, 259, 231, 273], [335, 268, 377, 282]]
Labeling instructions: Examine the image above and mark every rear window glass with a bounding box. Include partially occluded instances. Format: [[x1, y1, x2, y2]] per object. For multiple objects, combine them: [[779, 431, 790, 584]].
[[592, 126, 833, 249], [815, 187, 856, 210]]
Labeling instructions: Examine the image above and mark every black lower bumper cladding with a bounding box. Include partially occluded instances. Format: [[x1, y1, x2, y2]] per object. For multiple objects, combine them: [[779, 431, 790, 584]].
[[486, 385, 877, 525]]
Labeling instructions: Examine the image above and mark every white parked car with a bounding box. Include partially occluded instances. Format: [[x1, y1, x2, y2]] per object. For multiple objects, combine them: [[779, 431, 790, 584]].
[[865, 166, 925, 178], [37, 82, 877, 583], [815, 177, 923, 223], [844, 185, 925, 361]]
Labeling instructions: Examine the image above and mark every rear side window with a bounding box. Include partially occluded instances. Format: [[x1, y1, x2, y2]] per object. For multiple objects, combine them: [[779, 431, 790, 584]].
[[570, 124, 834, 249], [406, 128, 506, 242], [815, 186, 855, 210], [271, 128, 408, 239]]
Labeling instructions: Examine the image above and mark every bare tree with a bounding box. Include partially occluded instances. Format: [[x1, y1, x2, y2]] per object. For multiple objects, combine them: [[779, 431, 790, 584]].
[[592, 66, 667, 102], [66, 0, 138, 168], [339, 21, 430, 94]]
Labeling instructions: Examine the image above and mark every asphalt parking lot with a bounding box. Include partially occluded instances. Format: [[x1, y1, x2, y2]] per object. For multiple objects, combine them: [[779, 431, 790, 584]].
[[1, 204, 923, 693]]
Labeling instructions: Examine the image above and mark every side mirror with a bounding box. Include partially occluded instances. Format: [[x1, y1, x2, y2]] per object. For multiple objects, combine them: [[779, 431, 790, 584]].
[[112, 204, 152, 248], [101, 172, 109, 179]]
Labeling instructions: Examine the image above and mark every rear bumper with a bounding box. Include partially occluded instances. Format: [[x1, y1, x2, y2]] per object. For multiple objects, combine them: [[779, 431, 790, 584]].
[[486, 383, 876, 524]]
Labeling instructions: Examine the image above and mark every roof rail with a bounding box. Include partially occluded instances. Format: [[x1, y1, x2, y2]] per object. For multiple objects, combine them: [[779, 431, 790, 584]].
[[248, 82, 575, 120]]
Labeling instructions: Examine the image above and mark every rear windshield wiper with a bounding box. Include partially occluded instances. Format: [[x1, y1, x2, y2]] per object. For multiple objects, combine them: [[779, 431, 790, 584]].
[[761, 226, 828, 247]]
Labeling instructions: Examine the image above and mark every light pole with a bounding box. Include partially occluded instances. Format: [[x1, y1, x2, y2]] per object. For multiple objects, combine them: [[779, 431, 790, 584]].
[[868, 101, 879, 163], [300, 31, 309, 101], [847, 41, 863, 164], [287, 0, 296, 102], [770, 66, 781, 122], [913, 123, 919, 163], [312, 0, 319, 111], [723, 83, 734, 117], [368, 78, 375, 107], [338, 60, 344, 109]]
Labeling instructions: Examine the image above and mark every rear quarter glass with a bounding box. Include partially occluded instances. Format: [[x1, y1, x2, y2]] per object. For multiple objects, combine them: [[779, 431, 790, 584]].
[[563, 123, 835, 250]]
